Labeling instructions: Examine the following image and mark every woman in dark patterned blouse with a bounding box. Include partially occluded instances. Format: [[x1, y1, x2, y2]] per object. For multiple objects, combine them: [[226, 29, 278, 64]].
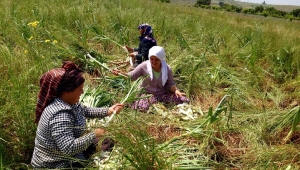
[[31, 61, 123, 169], [125, 23, 157, 69]]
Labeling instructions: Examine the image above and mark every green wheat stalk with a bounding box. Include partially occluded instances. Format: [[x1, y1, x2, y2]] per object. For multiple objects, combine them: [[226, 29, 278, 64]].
[[279, 106, 300, 144], [86, 53, 127, 78], [104, 76, 151, 126]]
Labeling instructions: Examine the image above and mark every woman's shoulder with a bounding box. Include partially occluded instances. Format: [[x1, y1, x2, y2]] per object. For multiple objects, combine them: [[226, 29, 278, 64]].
[[44, 98, 72, 113], [141, 36, 156, 43], [129, 61, 148, 74], [166, 63, 172, 70], [40, 98, 74, 122]]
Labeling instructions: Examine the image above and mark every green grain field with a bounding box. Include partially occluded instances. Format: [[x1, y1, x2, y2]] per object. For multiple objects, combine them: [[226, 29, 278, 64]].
[[1, 0, 300, 169]]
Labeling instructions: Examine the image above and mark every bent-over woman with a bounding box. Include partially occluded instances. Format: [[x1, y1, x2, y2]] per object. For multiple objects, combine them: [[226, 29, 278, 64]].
[[31, 61, 123, 169]]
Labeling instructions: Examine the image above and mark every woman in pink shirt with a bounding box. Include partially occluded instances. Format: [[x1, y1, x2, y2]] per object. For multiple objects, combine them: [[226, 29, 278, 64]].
[[113, 46, 189, 112]]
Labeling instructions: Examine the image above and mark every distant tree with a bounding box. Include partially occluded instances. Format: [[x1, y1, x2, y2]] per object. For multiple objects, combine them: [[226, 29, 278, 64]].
[[247, 8, 256, 14], [265, 7, 286, 18], [265, 7, 277, 14], [262, 1, 266, 4], [195, 0, 211, 7], [291, 9, 300, 18], [156, 0, 170, 3], [276, 10, 287, 18], [221, 4, 242, 13], [242, 8, 249, 14], [219, 1, 224, 7], [255, 5, 264, 13], [236, 6, 243, 13], [219, 0, 224, 7], [262, 11, 268, 17], [285, 14, 294, 21]]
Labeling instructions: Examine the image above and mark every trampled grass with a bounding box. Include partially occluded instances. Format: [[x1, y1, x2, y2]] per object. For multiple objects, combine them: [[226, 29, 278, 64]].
[[1, 0, 300, 169]]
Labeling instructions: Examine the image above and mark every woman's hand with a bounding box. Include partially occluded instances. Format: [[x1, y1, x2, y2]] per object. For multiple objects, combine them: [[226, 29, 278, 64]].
[[111, 69, 129, 77], [108, 103, 124, 116], [171, 86, 186, 97], [94, 128, 105, 138], [111, 69, 122, 76], [175, 89, 186, 97], [129, 53, 136, 58], [125, 45, 134, 53]]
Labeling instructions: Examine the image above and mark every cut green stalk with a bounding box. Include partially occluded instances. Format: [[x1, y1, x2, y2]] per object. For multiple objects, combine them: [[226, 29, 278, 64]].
[[80, 85, 113, 107], [92, 35, 124, 49], [280, 106, 300, 144], [183, 95, 232, 134], [101, 35, 134, 66], [86, 53, 128, 78], [104, 77, 149, 126], [92, 34, 133, 65], [102, 35, 124, 49], [0, 138, 9, 143], [86, 53, 110, 70], [103, 110, 117, 127], [119, 77, 146, 104]]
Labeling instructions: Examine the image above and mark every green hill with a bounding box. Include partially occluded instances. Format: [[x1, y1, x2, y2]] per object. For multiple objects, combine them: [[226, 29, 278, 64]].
[[1, 0, 300, 169], [172, 0, 300, 11]]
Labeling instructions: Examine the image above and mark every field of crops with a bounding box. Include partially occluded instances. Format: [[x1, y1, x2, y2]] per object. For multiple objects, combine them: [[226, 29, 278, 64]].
[[1, 0, 300, 169]]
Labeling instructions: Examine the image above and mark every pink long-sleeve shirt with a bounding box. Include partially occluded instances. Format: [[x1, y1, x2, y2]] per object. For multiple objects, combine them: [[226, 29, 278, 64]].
[[128, 61, 176, 95]]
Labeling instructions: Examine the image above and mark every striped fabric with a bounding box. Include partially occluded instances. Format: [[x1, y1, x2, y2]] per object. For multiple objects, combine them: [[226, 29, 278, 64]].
[[35, 61, 85, 123], [35, 68, 65, 123], [31, 98, 108, 169]]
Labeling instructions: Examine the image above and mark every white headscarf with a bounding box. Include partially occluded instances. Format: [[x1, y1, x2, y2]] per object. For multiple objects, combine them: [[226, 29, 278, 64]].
[[147, 46, 168, 86]]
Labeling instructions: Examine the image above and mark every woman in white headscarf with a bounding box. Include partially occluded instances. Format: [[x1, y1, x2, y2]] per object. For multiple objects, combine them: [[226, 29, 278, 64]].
[[113, 46, 189, 112]]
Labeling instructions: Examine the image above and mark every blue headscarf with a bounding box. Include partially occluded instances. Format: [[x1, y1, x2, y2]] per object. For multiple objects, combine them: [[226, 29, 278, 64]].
[[138, 23, 154, 38]]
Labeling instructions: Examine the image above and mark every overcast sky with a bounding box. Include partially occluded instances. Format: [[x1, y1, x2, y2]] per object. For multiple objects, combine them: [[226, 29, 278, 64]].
[[238, 0, 300, 6]]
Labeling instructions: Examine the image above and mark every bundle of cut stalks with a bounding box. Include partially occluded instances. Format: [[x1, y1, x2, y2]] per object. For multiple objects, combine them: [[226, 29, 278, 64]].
[[81, 76, 149, 128]]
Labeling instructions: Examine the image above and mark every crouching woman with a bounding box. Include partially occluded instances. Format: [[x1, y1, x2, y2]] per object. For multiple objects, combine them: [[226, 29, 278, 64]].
[[113, 46, 189, 112], [31, 61, 123, 169]]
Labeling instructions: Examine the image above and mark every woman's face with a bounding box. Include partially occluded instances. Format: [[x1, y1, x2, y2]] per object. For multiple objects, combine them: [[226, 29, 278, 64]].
[[139, 28, 144, 35], [66, 83, 84, 105], [150, 56, 161, 68]]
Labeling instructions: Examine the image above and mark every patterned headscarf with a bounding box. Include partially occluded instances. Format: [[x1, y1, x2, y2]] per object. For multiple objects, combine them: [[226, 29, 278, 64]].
[[137, 23, 154, 38], [35, 61, 85, 123]]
